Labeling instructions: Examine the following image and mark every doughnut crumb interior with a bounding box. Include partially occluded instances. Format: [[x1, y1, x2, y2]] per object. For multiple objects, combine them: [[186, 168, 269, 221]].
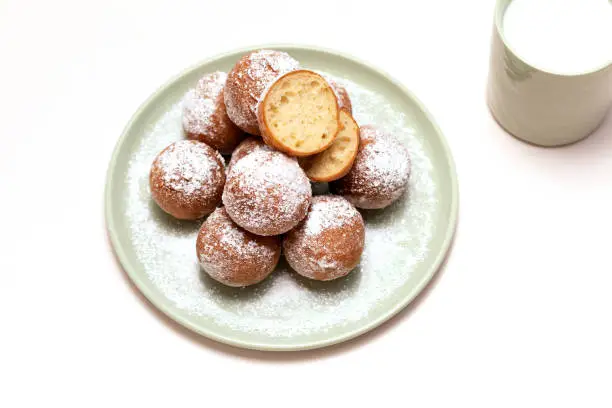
[[258, 70, 339, 157]]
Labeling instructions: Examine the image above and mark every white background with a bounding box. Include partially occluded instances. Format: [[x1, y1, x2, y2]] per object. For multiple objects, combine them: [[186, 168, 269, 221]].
[[1, 0, 611, 407]]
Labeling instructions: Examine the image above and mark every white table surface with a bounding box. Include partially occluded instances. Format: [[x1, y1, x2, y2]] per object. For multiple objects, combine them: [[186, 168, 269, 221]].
[[1, 0, 611, 406]]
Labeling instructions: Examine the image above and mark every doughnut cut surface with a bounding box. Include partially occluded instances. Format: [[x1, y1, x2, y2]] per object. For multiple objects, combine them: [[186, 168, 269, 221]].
[[299, 109, 359, 182], [258, 70, 339, 157]]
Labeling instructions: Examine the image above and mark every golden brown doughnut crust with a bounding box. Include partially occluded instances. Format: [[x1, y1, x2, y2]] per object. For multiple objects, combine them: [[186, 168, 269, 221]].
[[196, 207, 281, 287], [182, 72, 245, 155], [284, 195, 365, 281], [224, 50, 299, 135], [330, 125, 411, 209], [150, 140, 226, 220]]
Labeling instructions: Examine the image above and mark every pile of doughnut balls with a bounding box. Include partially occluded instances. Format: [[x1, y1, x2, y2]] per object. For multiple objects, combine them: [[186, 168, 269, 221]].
[[149, 49, 411, 287]]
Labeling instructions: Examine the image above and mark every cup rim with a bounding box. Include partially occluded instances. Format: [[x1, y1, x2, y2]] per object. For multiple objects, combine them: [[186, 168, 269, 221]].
[[494, 0, 611, 78]]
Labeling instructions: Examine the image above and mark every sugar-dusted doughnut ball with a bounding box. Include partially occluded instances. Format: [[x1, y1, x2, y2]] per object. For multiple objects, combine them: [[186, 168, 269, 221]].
[[182, 72, 244, 155], [150, 140, 225, 220], [196, 207, 281, 287], [330, 126, 410, 209], [224, 50, 299, 135], [222, 149, 311, 236], [284, 195, 365, 281]]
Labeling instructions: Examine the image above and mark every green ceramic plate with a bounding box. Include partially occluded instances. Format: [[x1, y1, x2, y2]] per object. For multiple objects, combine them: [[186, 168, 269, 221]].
[[105, 45, 458, 351]]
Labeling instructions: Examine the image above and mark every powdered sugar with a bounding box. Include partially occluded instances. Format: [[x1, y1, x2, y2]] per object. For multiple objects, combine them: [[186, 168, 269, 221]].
[[305, 195, 360, 236], [247, 50, 299, 89], [363, 127, 411, 190], [358, 126, 411, 195], [325, 77, 352, 113], [182, 89, 215, 133], [155, 140, 221, 195], [254, 51, 300, 105], [227, 136, 276, 172], [202, 209, 274, 258], [123, 71, 439, 338]]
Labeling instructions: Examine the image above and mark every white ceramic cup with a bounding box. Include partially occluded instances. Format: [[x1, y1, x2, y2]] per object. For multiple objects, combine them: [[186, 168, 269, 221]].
[[488, 0, 612, 147]]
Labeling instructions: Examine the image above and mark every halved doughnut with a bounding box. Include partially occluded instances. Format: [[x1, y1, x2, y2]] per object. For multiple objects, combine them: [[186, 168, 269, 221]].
[[298, 109, 360, 182], [257, 70, 339, 157]]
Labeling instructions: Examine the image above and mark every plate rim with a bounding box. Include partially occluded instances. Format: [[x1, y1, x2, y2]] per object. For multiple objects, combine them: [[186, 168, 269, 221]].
[[105, 43, 459, 351]]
